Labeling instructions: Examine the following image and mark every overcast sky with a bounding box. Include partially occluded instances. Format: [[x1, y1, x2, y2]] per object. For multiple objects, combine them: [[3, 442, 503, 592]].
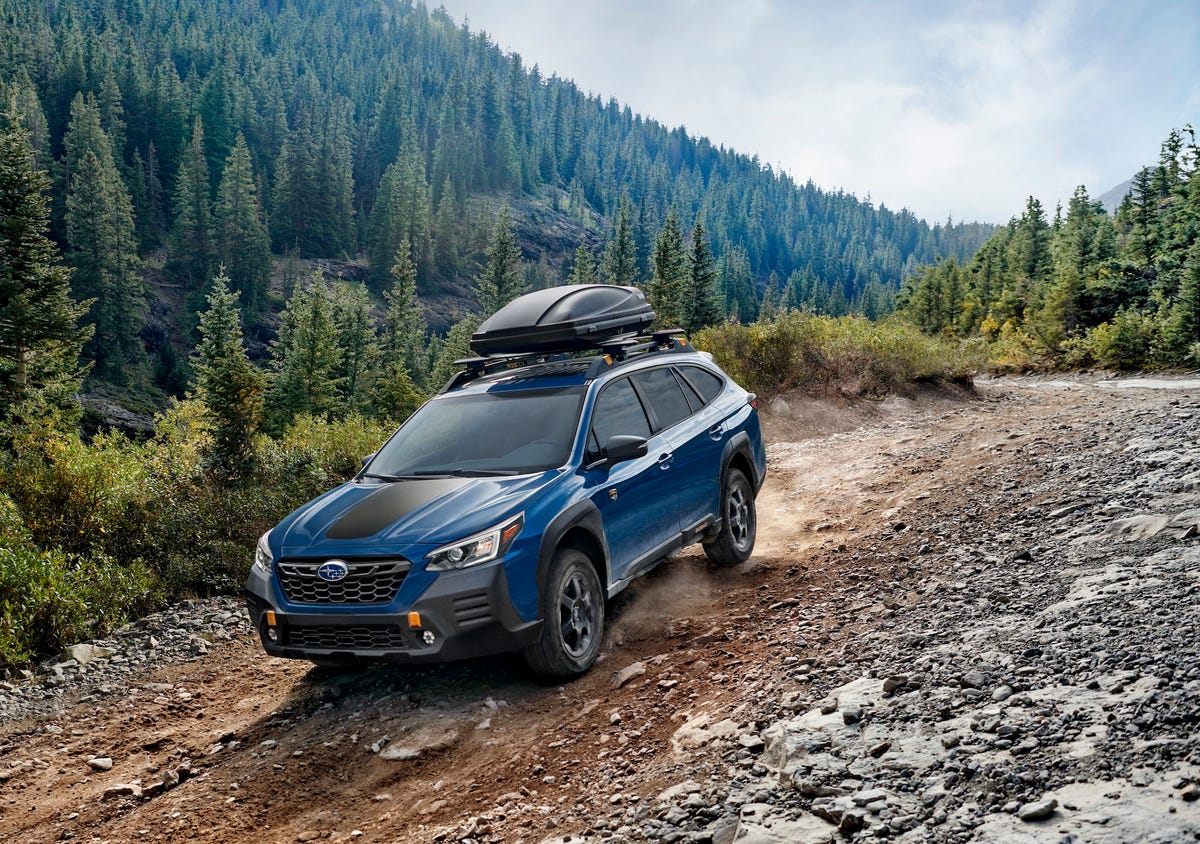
[[435, 0, 1200, 225]]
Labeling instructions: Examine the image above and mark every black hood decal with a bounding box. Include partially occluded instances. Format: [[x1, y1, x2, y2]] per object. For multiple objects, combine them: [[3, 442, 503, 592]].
[[324, 479, 468, 540]]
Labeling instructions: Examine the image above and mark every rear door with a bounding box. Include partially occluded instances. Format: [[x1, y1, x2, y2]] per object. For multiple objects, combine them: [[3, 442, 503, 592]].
[[631, 365, 721, 533]]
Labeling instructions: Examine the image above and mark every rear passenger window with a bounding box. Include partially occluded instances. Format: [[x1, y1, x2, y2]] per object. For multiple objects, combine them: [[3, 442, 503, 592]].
[[677, 365, 724, 406], [632, 367, 693, 431], [589, 378, 651, 458]]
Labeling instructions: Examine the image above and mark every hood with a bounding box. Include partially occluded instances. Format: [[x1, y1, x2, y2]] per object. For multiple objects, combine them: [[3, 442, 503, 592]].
[[275, 473, 558, 556]]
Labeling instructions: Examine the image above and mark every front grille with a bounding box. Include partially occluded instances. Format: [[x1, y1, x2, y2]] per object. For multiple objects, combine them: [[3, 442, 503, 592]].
[[277, 559, 410, 605], [287, 624, 409, 650]]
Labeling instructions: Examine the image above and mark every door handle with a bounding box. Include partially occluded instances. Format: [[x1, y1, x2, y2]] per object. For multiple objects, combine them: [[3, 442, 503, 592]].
[[708, 424, 724, 440], [657, 452, 673, 470]]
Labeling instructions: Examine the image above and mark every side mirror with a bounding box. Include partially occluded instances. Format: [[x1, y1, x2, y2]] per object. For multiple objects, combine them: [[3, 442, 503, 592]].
[[361, 453, 375, 467], [604, 435, 648, 467]]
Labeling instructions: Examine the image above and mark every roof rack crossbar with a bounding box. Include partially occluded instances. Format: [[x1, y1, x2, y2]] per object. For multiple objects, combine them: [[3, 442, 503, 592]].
[[444, 328, 694, 392], [442, 351, 569, 392]]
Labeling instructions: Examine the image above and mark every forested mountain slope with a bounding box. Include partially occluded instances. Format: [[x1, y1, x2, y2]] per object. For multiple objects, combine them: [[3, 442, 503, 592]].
[[0, 0, 992, 397]]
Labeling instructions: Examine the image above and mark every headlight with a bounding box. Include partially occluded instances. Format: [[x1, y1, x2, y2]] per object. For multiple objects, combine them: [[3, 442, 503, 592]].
[[254, 531, 273, 574], [426, 514, 524, 572]]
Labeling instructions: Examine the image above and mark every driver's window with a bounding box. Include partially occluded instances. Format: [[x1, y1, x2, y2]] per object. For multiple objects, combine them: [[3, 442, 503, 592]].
[[588, 378, 652, 462]]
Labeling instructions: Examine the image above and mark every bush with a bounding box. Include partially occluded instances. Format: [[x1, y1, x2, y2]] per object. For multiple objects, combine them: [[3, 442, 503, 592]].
[[1075, 309, 1160, 370], [694, 312, 975, 399], [0, 545, 157, 667]]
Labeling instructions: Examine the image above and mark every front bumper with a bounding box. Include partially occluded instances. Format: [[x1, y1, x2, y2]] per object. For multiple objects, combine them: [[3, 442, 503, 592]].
[[244, 561, 541, 665]]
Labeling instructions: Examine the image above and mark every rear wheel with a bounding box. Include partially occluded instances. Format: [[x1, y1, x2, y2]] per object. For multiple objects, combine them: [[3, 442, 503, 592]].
[[523, 549, 605, 678], [704, 467, 756, 566]]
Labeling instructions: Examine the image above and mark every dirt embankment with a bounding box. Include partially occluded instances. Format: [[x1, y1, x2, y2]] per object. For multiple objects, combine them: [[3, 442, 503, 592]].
[[2, 374, 1198, 843]]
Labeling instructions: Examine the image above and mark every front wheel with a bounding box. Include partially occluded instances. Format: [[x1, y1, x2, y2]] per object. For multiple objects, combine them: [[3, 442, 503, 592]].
[[705, 467, 756, 566], [523, 549, 605, 678]]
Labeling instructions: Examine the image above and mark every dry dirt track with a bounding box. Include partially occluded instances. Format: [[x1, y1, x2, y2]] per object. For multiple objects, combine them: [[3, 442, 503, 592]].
[[2, 375, 1199, 843]]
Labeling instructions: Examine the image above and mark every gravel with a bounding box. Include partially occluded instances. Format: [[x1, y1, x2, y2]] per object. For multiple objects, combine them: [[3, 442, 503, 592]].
[[0, 596, 251, 725]]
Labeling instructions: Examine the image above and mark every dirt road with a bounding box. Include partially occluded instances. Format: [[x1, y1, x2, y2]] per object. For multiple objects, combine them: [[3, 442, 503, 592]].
[[2, 375, 1198, 843]]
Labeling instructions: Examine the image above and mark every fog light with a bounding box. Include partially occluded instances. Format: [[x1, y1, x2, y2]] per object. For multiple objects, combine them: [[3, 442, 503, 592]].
[[422, 630, 435, 646], [266, 627, 279, 643]]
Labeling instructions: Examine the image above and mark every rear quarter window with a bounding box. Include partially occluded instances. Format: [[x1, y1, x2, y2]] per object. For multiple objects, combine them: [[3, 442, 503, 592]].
[[677, 365, 725, 406]]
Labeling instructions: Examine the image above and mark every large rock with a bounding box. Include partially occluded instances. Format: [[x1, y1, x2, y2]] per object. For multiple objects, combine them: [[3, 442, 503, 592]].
[[61, 644, 116, 665], [379, 727, 459, 762], [735, 803, 836, 844]]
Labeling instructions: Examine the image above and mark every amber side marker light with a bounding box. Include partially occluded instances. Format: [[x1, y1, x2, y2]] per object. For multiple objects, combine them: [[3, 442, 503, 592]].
[[407, 612, 422, 629], [501, 521, 522, 546], [266, 611, 277, 626]]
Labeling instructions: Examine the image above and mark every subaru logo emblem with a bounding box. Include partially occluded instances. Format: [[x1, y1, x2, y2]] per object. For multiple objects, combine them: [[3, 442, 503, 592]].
[[317, 560, 349, 582]]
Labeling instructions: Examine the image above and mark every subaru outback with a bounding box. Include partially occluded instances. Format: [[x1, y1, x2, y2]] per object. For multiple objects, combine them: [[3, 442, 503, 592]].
[[245, 285, 766, 677]]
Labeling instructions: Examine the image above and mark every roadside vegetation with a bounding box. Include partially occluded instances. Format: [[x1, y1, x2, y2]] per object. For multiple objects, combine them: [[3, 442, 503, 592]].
[[695, 312, 974, 400], [897, 127, 1200, 372]]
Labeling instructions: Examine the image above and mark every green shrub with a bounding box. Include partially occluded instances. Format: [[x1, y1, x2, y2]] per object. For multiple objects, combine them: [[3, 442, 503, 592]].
[[694, 312, 974, 399], [0, 545, 157, 667], [1079, 309, 1159, 370]]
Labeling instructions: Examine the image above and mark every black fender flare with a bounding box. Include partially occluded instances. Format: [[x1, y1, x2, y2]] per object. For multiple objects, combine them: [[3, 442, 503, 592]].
[[720, 431, 760, 496], [536, 499, 611, 592]]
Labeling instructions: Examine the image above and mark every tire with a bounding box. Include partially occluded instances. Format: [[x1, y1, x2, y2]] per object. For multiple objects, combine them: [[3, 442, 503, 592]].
[[704, 467, 756, 566], [523, 549, 605, 678]]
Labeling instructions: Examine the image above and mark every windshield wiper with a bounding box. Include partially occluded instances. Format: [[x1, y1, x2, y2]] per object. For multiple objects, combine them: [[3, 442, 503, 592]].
[[360, 472, 423, 482], [411, 468, 520, 477]]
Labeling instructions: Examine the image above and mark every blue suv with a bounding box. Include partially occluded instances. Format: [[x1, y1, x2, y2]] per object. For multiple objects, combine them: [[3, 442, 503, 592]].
[[245, 285, 766, 677]]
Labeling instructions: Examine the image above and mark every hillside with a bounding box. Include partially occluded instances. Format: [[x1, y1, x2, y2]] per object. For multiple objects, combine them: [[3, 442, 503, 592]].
[[0, 0, 993, 405]]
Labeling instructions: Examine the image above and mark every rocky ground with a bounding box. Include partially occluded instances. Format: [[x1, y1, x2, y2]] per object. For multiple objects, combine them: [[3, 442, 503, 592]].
[[1, 374, 1198, 843]]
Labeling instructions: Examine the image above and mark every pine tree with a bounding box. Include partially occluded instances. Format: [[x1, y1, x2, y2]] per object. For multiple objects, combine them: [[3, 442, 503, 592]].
[[569, 244, 599, 285], [332, 282, 378, 412], [0, 98, 92, 430], [648, 211, 687, 327], [192, 270, 264, 479], [266, 276, 343, 431], [62, 97, 144, 385], [169, 117, 215, 291], [601, 198, 638, 286], [721, 245, 756, 322], [476, 207, 526, 315], [1162, 240, 1200, 362], [214, 133, 271, 320], [368, 127, 431, 288], [430, 314, 482, 389], [684, 221, 721, 332], [382, 239, 428, 387], [432, 174, 460, 282]]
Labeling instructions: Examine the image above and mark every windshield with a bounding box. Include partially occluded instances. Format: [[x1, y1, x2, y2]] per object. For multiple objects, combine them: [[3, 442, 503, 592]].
[[367, 387, 585, 477]]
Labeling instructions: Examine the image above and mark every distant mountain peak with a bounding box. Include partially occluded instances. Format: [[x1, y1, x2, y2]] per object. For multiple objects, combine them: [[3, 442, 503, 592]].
[[1097, 178, 1134, 213]]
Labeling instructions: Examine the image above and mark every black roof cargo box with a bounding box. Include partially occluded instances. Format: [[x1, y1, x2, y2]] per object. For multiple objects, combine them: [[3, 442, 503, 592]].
[[470, 284, 656, 355]]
